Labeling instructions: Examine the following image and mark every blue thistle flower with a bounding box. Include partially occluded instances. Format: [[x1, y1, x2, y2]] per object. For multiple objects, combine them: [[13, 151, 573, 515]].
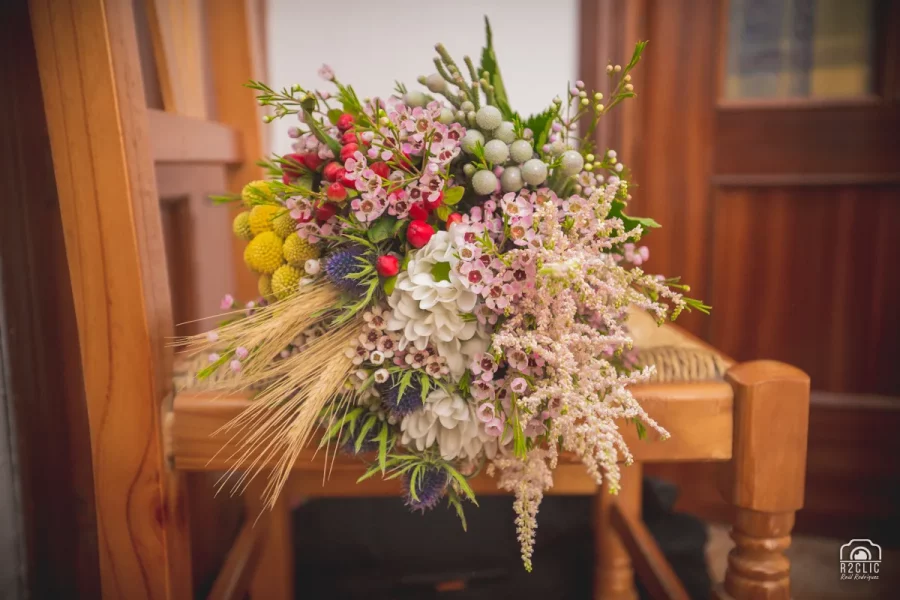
[[324, 244, 371, 295], [377, 377, 423, 419], [404, 466, 449, 512]]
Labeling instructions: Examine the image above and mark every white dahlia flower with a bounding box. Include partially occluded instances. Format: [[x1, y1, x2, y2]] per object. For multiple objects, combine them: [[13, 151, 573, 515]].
[[400, 389, 499, 460], [386, 231, 487, 378]]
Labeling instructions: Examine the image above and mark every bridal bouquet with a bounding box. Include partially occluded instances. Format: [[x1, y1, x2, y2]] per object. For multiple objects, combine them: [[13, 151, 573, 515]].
[[183, 20, 707, 570]]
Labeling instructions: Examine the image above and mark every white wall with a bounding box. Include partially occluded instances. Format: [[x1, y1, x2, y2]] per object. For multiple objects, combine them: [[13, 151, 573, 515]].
[[266, 0, 578, 156]]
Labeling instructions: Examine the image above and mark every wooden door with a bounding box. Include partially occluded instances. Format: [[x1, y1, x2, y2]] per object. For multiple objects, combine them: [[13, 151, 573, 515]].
[[582, 0, 900, 542]]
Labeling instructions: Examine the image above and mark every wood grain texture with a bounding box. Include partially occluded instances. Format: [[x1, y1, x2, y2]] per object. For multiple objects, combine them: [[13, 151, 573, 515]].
[[157, 164, 237, 336], [624, 0, 719, 337], [715, 106, 900, 177], [708, 186, 900, 395], [594, 463, 641, 600], [205, 0, 268, 302], [144, 0, 208, 118], [610, 500, 690, 600], [580, 0, 898, 546], [170, 382, 734, 471], [149, 109, 242, 164], [207, 515, 269, 600], [720, 361, 810, 513], [716, 361, 810, 600], [245, 480, 294, 600], [29, 0, 192, 597], [283, 463, 599, 498], [0, 3, 99, 595], [647, 391, 900, 543], [712, 510, 795, 600]]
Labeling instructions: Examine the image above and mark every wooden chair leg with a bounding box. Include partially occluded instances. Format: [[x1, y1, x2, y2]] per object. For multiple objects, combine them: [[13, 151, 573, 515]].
[[594, 462, 642, 600], [715, 361, 810, 600], [246, 485, 295, 600]]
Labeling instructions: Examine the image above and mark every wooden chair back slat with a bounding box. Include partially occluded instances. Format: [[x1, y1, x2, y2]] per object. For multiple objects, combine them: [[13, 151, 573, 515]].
[[145, 0, 209, 118], [29, 0, 193, 597]]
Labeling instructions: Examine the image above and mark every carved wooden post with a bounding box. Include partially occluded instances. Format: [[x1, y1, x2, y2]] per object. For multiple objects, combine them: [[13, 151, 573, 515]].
[[715, 361, 810, 600], [594, 462, 642, 599]]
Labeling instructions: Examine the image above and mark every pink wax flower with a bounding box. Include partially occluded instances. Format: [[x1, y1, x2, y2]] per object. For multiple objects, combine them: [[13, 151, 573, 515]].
[[317, 64, 335, 81], [507, 349, 529, 371], [485, 417, 504, 437], [476, 403, 496, 423], [470, 353, 498, 381], [510, 377, 528, 394], [220, 294, 235, 310]]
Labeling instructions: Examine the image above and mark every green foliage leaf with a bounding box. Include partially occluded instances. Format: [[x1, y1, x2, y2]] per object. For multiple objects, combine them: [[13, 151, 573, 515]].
[[210, 194, 241, 205], [443, 186, 465, 206], [396, 370, 414, 405], [357, 462, 383, 483], [327, 108, 343, 125], [447, 490, 468, 532], [382, 275, 397, 296], [319, 407, 365, 447], [444, 464, 478, 504], [367, 215, 398, 243], [419, 372, 431, 402], [634, 418, 647, 441], [608, 200, 660, 233], [523, 108, 556, 151], [354, 415, 378, 453], [409, 464, 424, 501], [479, 17, 513, 118], [302, 109, 342, 156], [377, 425, 389, 474], [196, 351, 231, 380], [627, 40, 648, 70], [623, 214, 660, 229], [436, 205, 452, 222], [430, 261, 452, 282], [457, 370, 471, 396]]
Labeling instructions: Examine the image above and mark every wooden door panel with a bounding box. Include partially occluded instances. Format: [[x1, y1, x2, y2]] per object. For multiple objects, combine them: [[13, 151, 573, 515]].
[[708, 185, 900, 395], [584, 0, 900, 541], [715, 105, 900, 179]]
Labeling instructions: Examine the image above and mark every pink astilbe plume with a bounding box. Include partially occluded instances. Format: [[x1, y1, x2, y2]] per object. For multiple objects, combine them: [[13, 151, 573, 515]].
[[486, 183, 687, 563]]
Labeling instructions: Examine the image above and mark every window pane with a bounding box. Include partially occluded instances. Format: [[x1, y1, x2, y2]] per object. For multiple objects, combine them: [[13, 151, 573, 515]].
[[725, 0, 877, 99]]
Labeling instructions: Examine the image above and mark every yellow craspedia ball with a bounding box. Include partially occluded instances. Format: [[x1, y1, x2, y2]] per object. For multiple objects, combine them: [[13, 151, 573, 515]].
[[243, 231, 284, 274], [272, 210, 297, 239], [258, 274, 275, 301], [232, 211, 253, 241], [241, 180, 276, 207], [282, 232, 320, 267], [249, 204, 280, 236], [271, 265, 302, 300]]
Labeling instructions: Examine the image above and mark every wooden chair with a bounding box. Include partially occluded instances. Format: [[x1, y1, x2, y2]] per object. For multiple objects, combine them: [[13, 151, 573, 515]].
[[31, 0, 811, 598]]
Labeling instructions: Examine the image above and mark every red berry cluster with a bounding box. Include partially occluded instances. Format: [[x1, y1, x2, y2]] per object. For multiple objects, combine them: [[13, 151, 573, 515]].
[[282, 112, 463, 279]]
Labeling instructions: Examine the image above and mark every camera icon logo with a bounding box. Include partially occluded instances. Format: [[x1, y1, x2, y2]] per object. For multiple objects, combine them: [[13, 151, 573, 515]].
[[840, 539, 881, 581]]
